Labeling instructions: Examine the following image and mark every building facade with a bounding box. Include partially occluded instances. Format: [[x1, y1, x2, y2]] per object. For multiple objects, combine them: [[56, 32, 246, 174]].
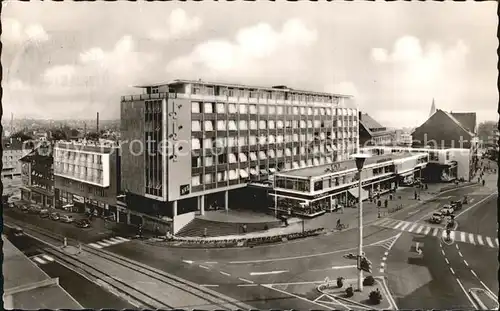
[[53, 141, 120, 218], [2, 138, 26, 179], [358, 112, 395, 147], [120, 79, 358, 232], [19, 142, 55, 207]]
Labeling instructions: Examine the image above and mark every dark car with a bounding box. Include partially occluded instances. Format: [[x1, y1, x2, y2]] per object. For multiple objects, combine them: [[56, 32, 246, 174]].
[[10, 227, 24, 238], [39, 209, 50, 218], [28, 206, 42, 214], [20, 205, 29, 213], [49, 212, 61, 221], [451, 200, 463, 210], [75, 219, 91, 228]]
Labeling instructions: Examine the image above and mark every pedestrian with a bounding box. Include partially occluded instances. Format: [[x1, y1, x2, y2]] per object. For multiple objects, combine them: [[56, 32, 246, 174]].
[[414, 191, 417, 200], [389, 194, 393, 201], [482, 179, 485, 186], [203, 227, 208, 237], [242, 224, 247, 233], [384, 199, 388, 208]]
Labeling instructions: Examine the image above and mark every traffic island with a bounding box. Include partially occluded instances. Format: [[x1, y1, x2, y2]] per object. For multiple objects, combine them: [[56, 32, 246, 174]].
[[317, 276, 397, 310], [469, 288, 499, 310]]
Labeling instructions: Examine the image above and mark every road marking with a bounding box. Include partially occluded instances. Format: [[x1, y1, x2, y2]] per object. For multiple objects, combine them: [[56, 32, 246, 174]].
[[88, 243, 103, 249], [199, 265, 210, 270], [379, 268, 384, 273], [97, 241, 110, 247], [200, 284, 219, 287], [441, 249, 445, 256], [477, 235, 484, 246], [433, 228, 439, 236], [455, 192, 497, 218], [455, 244, 459, 249], [464, 260, 469, 266], [407, 223, 418, 232], [220, 271, 231, 276], [103, 239, 118, 245], [114, 237, 130, 242], [486, 237, 494, 248], [238, 284, 258, 287], [262, 284, 334, 309], [42, 255, 54, 262], [460, 232, 466, 242], [416, 225, 424, 234], [110, 237, 124, 243], [204, 262, 218, 264], [182, 260, 193, 264], [458, 251, 463, 257], [250, 270, 288, 276], [456, 278, 479, 309], [445, 258, 450, 264], [239, 278, 254, 284], [400, 222, 410, 231], [471, 270, 478, 277], [424, 227, 431, 235], [380, 262, 385, 267], [450, 267, 455, 274], [496, 238, 499, 247], [468, 234, 475, 245], [32, 257, 47, 264], [394, 221, 404, 229], [450, 231, 455, 240], [441, 230, 447, 239], [382, 257, 387, 261], [384, 251, 389, 256]]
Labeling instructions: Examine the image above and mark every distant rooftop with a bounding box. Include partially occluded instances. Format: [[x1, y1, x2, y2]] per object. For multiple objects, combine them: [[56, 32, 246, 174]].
[[278, 152, 425, 178], [3, 235, 82, 309], [134, 79, 353, 98]]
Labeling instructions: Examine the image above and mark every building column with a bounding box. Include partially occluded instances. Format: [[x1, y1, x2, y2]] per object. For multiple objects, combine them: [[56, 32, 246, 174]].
[[200, 195, 205, 216], [224, 191, 229, 211], [173, 200, 178, 217], [126, 212, 131, 225], [329, 195, 334, 212]]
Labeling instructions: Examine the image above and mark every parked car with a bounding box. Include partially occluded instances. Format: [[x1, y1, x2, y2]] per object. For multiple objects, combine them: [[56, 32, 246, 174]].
[[451, 200, 463, 210], [59, 215, 74, 223], [39, 209, 50, 218], [440, 205, 455, 216], [75, 219, 91, 228], [49, 212, 61, 221], [28, 206, 42, 214], [10, 227, 24, 237], [429, 212, 444, 224], [20, 205, 29, 213]]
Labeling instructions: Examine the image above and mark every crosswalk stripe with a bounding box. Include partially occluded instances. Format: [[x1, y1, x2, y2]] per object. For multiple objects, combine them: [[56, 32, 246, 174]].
[[97, 241, 110, 247], [469, 234, 475, 245], [385, 219, 400, 228], [42, 255, 54, 262], [496, 238, 499, 247], [89, 243, 103, 249], [103, 239, 117, 244], [433, 228, 439, 236], [378, 219, 393, 226], [441, 230, 447, 239], [33, 257, 46, 264], [400, 222, 410, 231], [393, 221, 404, 229], [450, 231, 455, 240], [416, 225, 424, 234], [115, 237, 130, 242], [110, 237, 124, 243], [477, 235, 484, 246], [424, 227, 431, 235], [407, 223, 418, 232], [460, 232, 466, 242], [486, 237, 494, 248]]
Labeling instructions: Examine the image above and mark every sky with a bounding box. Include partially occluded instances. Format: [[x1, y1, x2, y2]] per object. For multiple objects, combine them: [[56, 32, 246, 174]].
[[2, 1, 498, 128]]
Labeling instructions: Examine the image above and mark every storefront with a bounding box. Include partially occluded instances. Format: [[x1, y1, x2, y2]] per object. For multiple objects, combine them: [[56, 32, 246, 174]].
[[21, 187, 31, 202]]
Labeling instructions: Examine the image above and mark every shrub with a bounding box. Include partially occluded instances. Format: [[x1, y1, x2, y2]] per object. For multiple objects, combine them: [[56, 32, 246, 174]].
[[337, 277, 344, 288], [345, 286, 354, 298], [363, 275, 375, 286], [369, 289, 383, 304]]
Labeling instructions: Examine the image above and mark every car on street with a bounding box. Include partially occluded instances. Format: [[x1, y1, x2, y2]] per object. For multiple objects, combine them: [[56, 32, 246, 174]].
[[60, 214, 74, 223], [49, 212, 61, 221], [440, 205, 455, 216], [19, 205, 29, 213], [75, 219, 91, 228], [450, 200, 463, 210], [10, 227, 24, 237], [39, 209, 50, 218], [429, 212, 444, 224], [28, 206, 43, 214]]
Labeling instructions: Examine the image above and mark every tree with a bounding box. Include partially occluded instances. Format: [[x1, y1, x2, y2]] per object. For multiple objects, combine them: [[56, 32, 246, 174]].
[[85, 132, 100, 141], [50, 129, 68, 141], [477, 121, 497, 145], [11, 131, 33, 142]]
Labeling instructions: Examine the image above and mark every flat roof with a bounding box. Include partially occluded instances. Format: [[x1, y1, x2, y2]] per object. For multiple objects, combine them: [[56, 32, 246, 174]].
[[278, 153, 425, 178], [3, 235, 82, 309]]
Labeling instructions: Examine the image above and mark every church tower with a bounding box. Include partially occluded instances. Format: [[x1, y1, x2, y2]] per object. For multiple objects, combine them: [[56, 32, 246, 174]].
[[429, 98, 436, 118]]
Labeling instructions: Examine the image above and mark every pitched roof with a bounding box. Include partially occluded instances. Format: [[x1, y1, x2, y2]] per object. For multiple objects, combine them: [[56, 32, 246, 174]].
[[360, 113, 385, 131], [441, 110, 475, 137], [450, 112, 476, 133]]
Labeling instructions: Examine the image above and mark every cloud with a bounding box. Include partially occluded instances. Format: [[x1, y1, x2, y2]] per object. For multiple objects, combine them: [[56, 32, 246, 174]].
[[166, 18, 318, 82], [149, 8, 202, 41], [2, 18, 49, 44]]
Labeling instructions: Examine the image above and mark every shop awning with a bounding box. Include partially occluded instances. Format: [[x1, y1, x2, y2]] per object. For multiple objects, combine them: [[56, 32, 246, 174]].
[[250, 168, 258, 176], [269, 168, 276, 173], [239, 169, 249, 178], [348, 187, 369, 201], [398, 169, 415, 177]]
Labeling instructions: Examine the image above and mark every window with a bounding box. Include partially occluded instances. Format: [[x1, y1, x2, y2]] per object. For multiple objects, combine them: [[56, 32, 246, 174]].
[[293, 133, 299, 141], [228, 153, 237, 163], [227, 137, 236, 147], [307, 120, 313, 128], [249, 152, 257, 161], [259, 120, 267, 130], [277, 120, 284, 129], [217, 171, 226, 182], [300, 107, 306, 115], [191, 102, 201, 113], [228, 120, 237, 131], [204, 102, 214, 113], [228, 104, 237, 114], [320, 108, 325, 115], [204, 120, 214, 131], [203, 138, 213, 149], [218, 154, 227, 164], [217, 120, 226, 131], [259, 135, 267, 145], [238, 136, 246, 146], [205, 156, 214, 166], [292, 120, 298, 128], [326, 108, 331, 116], [259, 105, 266, 114], [276, 149, 283, 157], [293, 106, 299, 115], [239, 153, 248, 162], [229, 170, 238, 180], [249, 135, 257, 145], [189, 174, 202, 187], [249, 104, 257, 114], [285, 148, 292, 156], [268, 106, 276, 114], [268, 135, 276, 144], [215, 137, 226, 148], [276, 135, 284, 144], [314, 108, 319, 115], [191, 138, 201, 150], [259, 151, 267, 160], [249, 120, 257, 130], [300, 120, 306, 128], [314, 120, 321, 128], [239, 120, 247, 130], [277, 106, 284, 114], [268, 120, 275, 129], [216, 103, 225, 113], [239, 104, 247, 114], [204, 173, 213, 184], [268, 149, 276, 158], [308, 107, 313, 115]]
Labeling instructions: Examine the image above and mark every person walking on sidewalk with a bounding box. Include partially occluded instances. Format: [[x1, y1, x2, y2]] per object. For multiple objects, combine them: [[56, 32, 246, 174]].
[[482, 179, 485, 187], [384, 199, 388, 208]]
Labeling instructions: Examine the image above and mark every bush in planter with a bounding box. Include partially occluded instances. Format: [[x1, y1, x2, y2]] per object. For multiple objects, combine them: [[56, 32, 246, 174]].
[[363, 275, 375, 286], [369, 289, 383, 304], [345, 285, 354, 298], [337, 277, 344, 288]]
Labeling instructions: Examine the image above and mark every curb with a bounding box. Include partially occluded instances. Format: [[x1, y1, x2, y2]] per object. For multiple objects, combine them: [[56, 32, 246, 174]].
[[469, 289, 488, 310]]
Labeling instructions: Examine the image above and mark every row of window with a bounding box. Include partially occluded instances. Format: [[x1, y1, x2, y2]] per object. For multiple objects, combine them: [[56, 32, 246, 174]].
[[59, 180, 106, 197], [191, 102, 357, 116], [54, 150, 103, 165], [192, 135, 357, 150], [192, 120, 356, 132]]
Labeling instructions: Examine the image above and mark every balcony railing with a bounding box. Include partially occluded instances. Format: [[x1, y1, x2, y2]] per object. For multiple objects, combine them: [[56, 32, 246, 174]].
[[121, 92, 177, 102]]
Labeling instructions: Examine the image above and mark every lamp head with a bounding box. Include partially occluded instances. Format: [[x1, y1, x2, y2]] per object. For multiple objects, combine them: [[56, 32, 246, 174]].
[[352, 153, 371, 171]]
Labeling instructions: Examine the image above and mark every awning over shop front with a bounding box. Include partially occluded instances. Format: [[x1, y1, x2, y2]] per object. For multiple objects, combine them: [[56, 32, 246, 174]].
[[269, 168, 276, 173], [239, 169, 249, 178], [398, 169, 415, 177], [348, 187, 370, 201]]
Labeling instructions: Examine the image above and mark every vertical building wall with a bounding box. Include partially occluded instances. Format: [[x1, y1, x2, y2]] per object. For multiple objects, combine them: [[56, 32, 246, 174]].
[[450, 149, 471, 181], [120, 100, 146, 196]]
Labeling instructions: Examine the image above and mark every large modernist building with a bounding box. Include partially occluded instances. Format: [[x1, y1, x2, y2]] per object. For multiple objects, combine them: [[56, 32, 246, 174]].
[[120, 79, 359, 231], [53, 141, 120, 217]]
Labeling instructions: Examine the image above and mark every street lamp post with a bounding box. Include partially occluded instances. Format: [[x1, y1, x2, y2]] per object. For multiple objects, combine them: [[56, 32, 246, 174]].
[[353, 153, 370, 292], [273, 175, 277, 218]]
